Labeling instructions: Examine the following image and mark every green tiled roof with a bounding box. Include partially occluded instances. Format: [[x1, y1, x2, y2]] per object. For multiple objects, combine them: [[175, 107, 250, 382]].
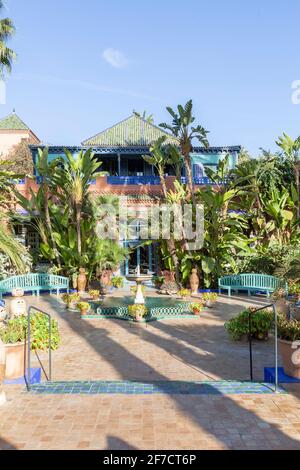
[[0, 112, 30, 130], [82, 114, 179, 147]]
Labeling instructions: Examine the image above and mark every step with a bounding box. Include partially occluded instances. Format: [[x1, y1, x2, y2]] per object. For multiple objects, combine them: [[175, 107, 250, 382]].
[[28, 380, 286, 395]]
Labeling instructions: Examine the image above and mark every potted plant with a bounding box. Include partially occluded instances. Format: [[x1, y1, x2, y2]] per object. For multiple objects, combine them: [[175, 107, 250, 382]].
[[111, 276, 124, 289], [202, 292, 218, 308], [128, 304, 148, 323], [62, 293, 80, 310], [288, 281, 300, 302], [224, 309, 273, 341], [277, 315, 300, 378], [0, 313, 60, 379], [190, 301, 204, 316], [89, 289, 100, 301], [178, 288, 191, 299], [77, 302, 90, 316]]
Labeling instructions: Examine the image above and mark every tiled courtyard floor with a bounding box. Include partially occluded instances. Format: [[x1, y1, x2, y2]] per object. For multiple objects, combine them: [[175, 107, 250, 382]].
[[1, 291, 300, 450]]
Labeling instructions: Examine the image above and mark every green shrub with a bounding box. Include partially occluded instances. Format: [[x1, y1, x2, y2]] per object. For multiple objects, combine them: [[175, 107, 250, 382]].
[[277, 315, 300, 342], [0, 312, 60, 351], [111, 276, 124, 288], [128, 304, 148, 318], [225, 309, 273, 341], [77, 302, 90, 312], [178, 288, 191, 298], [202, 292, 218, 302]]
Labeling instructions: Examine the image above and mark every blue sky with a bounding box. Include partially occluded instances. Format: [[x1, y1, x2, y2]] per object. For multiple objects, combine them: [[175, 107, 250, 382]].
[[2, 0, 300, 154]]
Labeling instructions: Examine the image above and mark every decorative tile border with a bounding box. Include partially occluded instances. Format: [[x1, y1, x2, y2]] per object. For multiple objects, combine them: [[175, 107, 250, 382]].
[[83, 302, 197, 321], [28, 380, 286, 395]]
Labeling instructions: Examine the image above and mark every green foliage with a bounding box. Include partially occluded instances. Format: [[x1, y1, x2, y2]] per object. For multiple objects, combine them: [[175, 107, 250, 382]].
[[62, 293, 80, 306], [202, 292, 218, 303], [111, 276, 124, 288], [178, 288, 191, 298], [0, 313, 60, 350], [190, 301, 204, 313], [288, 281, 300, 296], [88, 289, 100, 298], [277, 316, 300, 342], [128, 304, 148, 318], [77, 302, 90, 312], [225, 309, 273, 341], [0, 2, 15, 76]]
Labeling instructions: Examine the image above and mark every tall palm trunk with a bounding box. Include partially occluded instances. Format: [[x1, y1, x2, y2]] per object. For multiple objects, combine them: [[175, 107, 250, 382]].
[[43, 182, 61, 269], [183, 153, 195, 205], [76, 203, 82, 257], [159, 171, 181, 283]]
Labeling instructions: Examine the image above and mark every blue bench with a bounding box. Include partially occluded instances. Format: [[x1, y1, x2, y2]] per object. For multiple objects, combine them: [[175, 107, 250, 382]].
[[0, 274, 69, 299], [218, 273, 287, 297]]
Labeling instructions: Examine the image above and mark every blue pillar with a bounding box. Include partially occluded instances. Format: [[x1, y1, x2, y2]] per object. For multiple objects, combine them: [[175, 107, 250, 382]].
[[137, 247, 141, 274], [117, 153, 121, 176], [148, 244, 153, 272]]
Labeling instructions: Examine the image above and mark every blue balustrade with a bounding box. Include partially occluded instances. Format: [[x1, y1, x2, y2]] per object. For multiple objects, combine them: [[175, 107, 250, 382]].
[[107, 176, 161, 185]]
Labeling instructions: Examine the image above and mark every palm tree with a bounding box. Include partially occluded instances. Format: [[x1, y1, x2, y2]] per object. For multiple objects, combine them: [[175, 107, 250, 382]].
[[143, 137, 181, 282], [36, 148, 61, 268], [159, 100, 209, 203], [0, 211, 26, 273], [0, 1, 15, 76], [54, 149, 107, 258], [276, 133, 300, 161]]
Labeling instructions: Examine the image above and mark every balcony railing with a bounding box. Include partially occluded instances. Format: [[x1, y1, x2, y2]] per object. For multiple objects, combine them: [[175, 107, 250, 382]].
[[181, 176, 228, 185], [31, 175, 228, 186], [107, 176, 161, 185]]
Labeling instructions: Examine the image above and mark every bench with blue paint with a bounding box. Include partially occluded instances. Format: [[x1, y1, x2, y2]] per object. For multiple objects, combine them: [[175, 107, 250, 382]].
[[218, 273, 287, 297], [0, 274, 69, 299]]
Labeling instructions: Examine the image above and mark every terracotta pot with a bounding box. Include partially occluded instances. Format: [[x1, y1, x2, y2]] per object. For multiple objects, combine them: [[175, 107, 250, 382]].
[[193, 309, 201, 316], [80, 309, 89, 316], [163, 271, 176, 283], [279, 339, 300, 378], [92, 295, 99, 301], [4, 342, 26, 380], [189, 268, 199, 295], [77, 268, 87, 292], [100, 270, 112, 287]]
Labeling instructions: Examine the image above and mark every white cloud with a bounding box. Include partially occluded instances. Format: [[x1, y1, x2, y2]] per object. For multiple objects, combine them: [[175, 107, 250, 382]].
[[102, 48, 129, 68]]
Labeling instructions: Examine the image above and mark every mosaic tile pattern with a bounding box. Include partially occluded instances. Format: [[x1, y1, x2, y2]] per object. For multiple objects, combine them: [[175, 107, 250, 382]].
[[28, 380, 286, 395]]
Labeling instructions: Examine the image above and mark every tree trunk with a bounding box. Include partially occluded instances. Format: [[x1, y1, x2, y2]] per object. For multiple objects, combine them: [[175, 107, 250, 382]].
[[76, 204, 82, 257], [43, 183, 61, 269], [184, 154, 195, 205], [159, 171, 181, 283]]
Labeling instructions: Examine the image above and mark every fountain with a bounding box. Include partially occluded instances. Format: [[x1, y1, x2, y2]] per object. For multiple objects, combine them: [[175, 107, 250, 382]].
[[126, 266, 152, 304]]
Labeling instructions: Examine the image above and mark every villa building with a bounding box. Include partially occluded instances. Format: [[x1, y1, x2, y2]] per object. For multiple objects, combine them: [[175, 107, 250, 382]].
[[0, 111, 40, 158], [13, 113, 241, 275]]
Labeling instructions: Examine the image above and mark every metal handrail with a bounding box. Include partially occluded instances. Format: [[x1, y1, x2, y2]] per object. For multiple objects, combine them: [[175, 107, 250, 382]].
[[248, 303, 278, 392], [26, 306, 52, 391]]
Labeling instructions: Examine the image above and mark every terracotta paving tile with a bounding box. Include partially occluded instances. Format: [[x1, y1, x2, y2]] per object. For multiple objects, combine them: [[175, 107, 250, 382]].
[[1, 293, 300, 450]]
